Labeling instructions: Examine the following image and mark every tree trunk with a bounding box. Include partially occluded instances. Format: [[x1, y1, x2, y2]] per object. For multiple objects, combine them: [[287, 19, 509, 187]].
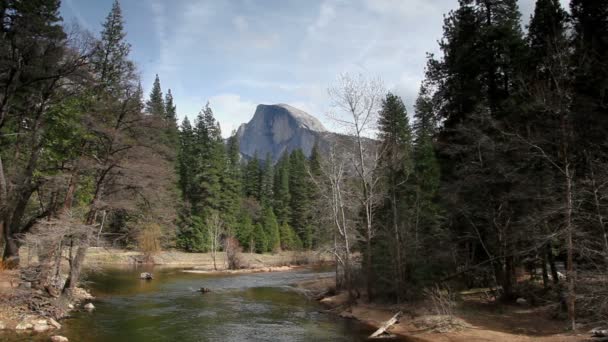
[[541, 246, 549, 288], [547, 241, 559, 285]]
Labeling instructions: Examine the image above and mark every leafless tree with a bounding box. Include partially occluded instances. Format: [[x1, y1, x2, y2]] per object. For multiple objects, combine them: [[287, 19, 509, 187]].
[[207, 211, 224, 271], [328, 73, 385, 301]]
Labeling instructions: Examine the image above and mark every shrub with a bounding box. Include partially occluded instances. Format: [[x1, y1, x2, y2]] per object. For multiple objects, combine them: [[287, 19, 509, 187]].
[[137, 223, 163, 263]]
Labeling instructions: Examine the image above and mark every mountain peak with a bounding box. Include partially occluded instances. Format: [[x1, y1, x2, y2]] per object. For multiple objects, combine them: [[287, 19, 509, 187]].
[[237, 104, 326, 160], [255, 104, 326, 132]]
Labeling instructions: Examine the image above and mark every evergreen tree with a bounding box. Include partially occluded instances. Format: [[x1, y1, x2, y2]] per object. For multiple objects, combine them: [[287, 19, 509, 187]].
[[570, 0, 608, 158], [288, 149, 312, 248], [244, 153, 262, 200], [164, 89, 179, 146], [146, 74, 165, 117], [93, 0, 131, 90], [261, 206, 280, 252], [273, 152, 291, 225], [235, 212, 254, 252], [373, 92, 414, 300], [253, 223, 268, 253], [260, 154, 274, 207], [429, 0, 527, 300], [279, 223, 300, 250], [177, 117, 195, 204], [195, 104, 225, 214], [220, 134, 243, 233], [412, 85, 442, 266]]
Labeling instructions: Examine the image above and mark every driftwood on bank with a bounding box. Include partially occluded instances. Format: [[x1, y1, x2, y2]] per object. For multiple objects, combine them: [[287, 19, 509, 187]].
[[369, 311, 402, 338], [591, 328, 608, 338]]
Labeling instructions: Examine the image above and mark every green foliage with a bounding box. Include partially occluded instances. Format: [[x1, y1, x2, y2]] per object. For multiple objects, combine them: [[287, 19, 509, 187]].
[[279, 223, 301, 250], [146, 74, 165, 117], [288, 149, 312, 249], [176, 215, 211, 252], [273, 152, 291, 225], [261, 206, 280, 252], [253, 223, 268, 253]]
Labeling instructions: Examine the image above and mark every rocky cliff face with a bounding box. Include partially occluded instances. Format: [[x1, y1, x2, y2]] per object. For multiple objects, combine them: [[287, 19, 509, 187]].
[[236, 104, 328, 161]]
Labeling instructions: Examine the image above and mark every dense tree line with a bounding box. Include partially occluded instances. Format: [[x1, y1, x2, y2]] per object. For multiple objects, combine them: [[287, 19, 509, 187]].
[[175, 112, 324, 254], [0, 0, 177, 292], [315, 0, 607, 329]]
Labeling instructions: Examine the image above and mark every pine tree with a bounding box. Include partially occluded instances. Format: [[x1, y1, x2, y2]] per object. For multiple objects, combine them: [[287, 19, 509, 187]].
[[253, 223, 268, 253], [220, 134, 243, 234], [260, 154, 274, 207], [93, 0, 131, 90], [374, 92, 413, 300], [196, 104, 225, 214], [146, 74, 165, 118], [178, 117, 195, 205], [261, 206, 280, 252], [273, 152, 291, 225], [412, 85, 442, 265], [288, 149, 312, 248], [429, 0, 527, 300], [164, 89, 179, 146], [244, 153, 262, 200], [570, 0, 608, 157]]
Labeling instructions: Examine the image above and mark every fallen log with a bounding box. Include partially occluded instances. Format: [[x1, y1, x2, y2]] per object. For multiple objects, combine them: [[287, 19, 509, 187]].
[[591, 328, 608, 337], [370, 311, 402, 338]]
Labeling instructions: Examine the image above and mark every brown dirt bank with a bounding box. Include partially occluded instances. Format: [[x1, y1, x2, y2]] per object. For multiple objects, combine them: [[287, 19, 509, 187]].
[[297, 277, 586, 342]]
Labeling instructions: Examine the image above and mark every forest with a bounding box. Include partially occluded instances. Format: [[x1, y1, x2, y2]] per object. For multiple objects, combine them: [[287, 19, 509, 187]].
[[0, 0, 607, 334]]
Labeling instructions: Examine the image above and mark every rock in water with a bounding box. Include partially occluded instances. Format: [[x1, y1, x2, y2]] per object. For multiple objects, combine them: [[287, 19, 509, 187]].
[[237, 104, 327, 161], [140, 272, 153, 280], [51, 336, 69, 342], [15, 322, 32, 330], [33, 323, 49, 332], [84, 303, 95, 311], [199, 287, 211, 294], [48, 318, 62, 329]]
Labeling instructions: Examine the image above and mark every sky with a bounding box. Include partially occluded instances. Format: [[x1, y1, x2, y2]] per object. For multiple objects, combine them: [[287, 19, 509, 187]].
[[61, 0, 569, 137]]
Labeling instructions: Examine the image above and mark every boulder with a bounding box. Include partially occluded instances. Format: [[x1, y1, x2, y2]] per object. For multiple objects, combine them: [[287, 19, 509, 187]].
[[516, 297, 527, 305], [15, 322, 33, 330], [199, 287, 211, 294], [67, 304, 74, 310], [140, 272, 153, 280], [84, 303, 95, 311], [48, 318, 62, 329], [51, 336, 69, 342], [33, 323, 49, 333]]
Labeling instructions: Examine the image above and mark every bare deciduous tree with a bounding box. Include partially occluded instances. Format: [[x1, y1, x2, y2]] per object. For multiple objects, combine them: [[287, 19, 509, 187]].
[[328, 73, 385, 301]]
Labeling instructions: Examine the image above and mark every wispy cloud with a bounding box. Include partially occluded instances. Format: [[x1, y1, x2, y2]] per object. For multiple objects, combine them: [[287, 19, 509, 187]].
[[72, 0, 560, 138]]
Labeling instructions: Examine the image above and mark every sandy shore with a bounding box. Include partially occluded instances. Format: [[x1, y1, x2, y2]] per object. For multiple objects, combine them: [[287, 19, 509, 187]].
[[297, 277, 586, 342]]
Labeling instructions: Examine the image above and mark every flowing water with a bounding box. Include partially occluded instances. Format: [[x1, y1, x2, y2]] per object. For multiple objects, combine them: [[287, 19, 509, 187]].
[[2, 267, 385, 341]]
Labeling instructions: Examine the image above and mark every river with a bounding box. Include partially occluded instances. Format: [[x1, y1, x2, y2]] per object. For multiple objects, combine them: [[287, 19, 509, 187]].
[[2, 267, 385, 341]]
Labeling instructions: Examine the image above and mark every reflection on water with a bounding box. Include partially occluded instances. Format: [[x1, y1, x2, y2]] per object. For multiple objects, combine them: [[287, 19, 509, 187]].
[[1, 267, 383, 341]]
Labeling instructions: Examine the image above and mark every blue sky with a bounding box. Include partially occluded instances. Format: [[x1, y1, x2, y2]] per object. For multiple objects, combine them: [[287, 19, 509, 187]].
[[61, 0, 568, 137]]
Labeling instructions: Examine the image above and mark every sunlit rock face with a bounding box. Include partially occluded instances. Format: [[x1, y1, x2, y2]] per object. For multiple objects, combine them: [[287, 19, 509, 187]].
[[236, 104, 327, 161]]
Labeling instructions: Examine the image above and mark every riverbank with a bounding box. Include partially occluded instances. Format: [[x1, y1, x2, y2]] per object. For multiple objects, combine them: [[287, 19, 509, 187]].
[[297, 277, 587, 342], [0, 269, 93, 340], [79, 247, 332, 269], [0, 248, 331, 339]]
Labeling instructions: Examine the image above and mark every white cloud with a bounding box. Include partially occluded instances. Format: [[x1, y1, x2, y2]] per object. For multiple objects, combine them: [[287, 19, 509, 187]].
[[132, 0, 563, 138], [307, 1, 336, 35], [233, 15, 249, 32], [207, 94, 260, 137]]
